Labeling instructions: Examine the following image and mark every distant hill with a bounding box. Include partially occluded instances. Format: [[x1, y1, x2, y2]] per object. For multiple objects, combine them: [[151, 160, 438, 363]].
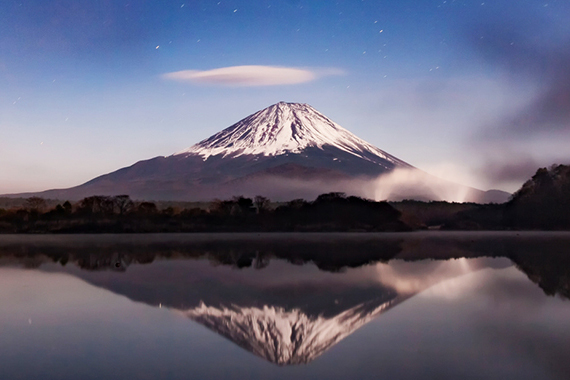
[[505, 164, 570, 229], [443, 164, 570, 230]]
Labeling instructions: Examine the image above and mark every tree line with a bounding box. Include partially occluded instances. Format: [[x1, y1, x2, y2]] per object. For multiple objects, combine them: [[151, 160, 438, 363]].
[[0, 193, 409, 233]]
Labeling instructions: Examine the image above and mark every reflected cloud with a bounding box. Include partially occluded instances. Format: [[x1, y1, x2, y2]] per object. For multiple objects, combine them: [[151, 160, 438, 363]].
[[373, 258, 479, 296]]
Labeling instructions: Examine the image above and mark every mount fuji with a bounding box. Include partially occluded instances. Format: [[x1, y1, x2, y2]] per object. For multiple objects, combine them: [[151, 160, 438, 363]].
[[7, 102, 509, 202], [177, 102, 410, 168]]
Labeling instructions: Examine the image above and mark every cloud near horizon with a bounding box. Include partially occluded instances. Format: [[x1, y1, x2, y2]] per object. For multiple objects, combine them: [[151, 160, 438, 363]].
[[162, 65, 343, 87]]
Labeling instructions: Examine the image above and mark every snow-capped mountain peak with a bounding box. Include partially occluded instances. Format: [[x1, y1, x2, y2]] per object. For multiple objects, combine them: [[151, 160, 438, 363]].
[[175, 102, 410, 167]]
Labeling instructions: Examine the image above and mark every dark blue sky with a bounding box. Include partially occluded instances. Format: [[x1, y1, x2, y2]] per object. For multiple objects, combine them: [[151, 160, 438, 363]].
[[2, 0, 570, 193]]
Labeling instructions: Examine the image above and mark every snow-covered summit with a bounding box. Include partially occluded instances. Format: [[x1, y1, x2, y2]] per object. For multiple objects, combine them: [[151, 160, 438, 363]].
[[175, 102, 410, 167]]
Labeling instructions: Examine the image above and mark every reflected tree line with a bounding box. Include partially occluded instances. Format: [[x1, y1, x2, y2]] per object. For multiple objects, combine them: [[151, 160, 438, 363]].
[[0, 236, 403, 272], [1, 234, 569, 300]]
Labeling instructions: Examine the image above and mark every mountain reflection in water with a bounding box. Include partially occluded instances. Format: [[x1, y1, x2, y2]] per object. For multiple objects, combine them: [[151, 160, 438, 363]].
[[1, 232, 570, 378]]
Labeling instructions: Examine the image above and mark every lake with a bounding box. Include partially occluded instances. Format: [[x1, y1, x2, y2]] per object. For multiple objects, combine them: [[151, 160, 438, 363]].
[[1, 232, 569, 380]]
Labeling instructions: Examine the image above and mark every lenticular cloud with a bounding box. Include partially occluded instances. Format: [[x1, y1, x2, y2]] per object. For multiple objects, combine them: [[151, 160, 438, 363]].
[[162, 65, 317, 86]]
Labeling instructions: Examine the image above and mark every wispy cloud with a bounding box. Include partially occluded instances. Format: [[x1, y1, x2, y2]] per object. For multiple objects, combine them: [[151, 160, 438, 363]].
[[162, 65, 343, 87]]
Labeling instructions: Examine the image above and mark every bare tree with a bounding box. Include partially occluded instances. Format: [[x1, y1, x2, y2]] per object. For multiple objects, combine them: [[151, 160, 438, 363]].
[[254, 195, 270, 214], [113, 195, 134, 215], [25, 197, 47, 212]]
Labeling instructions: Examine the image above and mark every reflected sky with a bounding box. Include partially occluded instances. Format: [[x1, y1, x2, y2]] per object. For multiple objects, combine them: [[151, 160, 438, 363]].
[[1, 233, 570, 379]]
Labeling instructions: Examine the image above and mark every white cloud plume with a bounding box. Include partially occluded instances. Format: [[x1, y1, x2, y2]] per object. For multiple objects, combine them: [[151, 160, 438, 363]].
[[162, 65, 342, 87]]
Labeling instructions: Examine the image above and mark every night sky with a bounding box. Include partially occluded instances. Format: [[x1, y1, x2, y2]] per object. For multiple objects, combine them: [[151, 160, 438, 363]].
[[1, 0, 569, 193]]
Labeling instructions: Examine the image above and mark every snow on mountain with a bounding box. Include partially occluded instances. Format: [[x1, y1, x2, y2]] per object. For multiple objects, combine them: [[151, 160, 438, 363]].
[[176, 102, 411, 168], [179, 298, 401, 366]]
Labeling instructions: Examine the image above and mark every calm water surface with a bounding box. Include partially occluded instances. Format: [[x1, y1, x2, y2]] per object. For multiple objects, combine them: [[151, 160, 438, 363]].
[[1, 232, 569, 380]]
